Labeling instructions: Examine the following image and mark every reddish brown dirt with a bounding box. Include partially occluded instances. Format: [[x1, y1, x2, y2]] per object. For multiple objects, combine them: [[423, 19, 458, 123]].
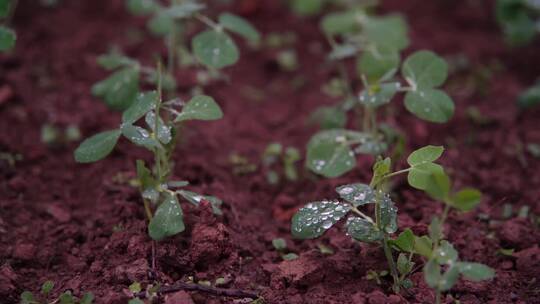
[[1, 0, 540, 303]]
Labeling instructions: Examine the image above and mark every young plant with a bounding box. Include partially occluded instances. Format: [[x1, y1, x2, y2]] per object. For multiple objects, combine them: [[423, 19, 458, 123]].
[[272, 238, 299, 261], [20, 280, 94, 304], [496, 0, 540, 46], [307, 6, 455, 178], [517, 79, 540, 109], [93, 1, 259, 111], [262, 142, 301, 185], [291, 146, 494, 295], [0, 0, 17, 51], [74, 69, 224, 240]]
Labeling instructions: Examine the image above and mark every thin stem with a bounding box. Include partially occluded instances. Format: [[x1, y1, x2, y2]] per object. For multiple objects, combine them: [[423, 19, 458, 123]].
[[143, 200, 153, 220], [351, 206, 374, 223], [195, 13, 220, 30], [382, 168, 412, 180], [435, 290, 441, 304], [383, 235, 400, 293], [154, 63, 163, 182]]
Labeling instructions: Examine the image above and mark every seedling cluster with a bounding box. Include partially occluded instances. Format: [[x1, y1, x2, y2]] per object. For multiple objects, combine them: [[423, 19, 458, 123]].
[[262, 142, 301, 185], [21, 280, 93, 304]]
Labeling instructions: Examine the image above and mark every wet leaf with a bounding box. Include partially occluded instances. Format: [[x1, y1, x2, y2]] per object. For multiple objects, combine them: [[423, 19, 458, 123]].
[[402, 50, 448, 88], [439, 265, 460, 291], [0, 26, 15, 51], [358, 45, 400, 81], [92, 67, 139, 111], [147, 12, 174, 36], [122, 91, 157, 124], [346, 216, 382, 242], [74, 129, 121, 163], [178, 190, 223, 215], [145, 111, 172, 144], [291, 200, 350, 239], [392, 228, 415, 252], [175, 95, 223, 122], [359, 82, 401, 107], [434, 241, 458, 265], [450, 188, 482, 211], [423, 259, 441, 289], [380, 195, 398, 234], [165, 2, 204, 18], [219, 13, 260, 43], [192, 30, 239, 68], [126, 0, 158, 15], [335, 183, 375, 206], [329, 43, 359, 60], [457, 262, 495, 282], [364, 15, 409, 50], [121, 125, 159, 149], [404, 88, 454, 123], [397, 253, 414, 276], [148, 192, 184, 240]]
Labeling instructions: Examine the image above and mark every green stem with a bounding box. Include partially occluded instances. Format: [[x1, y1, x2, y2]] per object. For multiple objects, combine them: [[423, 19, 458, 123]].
[[382, 235, 400, 293], [435, 290, 441, 304]]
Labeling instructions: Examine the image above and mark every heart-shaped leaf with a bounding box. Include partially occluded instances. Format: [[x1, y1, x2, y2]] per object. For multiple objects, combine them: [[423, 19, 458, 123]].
[[74, 129, 121, 163], [450, 188, 482, 211], [346, 216, 382, 242], [402, 50, 448, 88], [122, 91, 157, 124], [408, 145, 444, 165], [358, 46, 400, 82], [92, 67, 139, 111], [404, 88, 454, 123], [292, 200, 350, 239], [148, 192, 185, 240], [364, 15, 409, 51], [218, 13, 260, 43], [192, 30, 239, 69], [414, 235, 433, 257], [175, 95, 223, 122], [335, 183, 375, 206]]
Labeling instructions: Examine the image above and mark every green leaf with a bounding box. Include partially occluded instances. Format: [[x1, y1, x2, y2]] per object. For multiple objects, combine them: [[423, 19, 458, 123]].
[[147, 12, 174, 36], [306, 130, 368, 177], [380, 195, 398, 234], [126, 0, 158, 15], [192, 30, 239, 69], [439, 265, 460, 291], [450, 188, 482, 211], [425, 169, 451, 201], [91, 68, 139, 111], [346, 216, 383, 242], [272, 238, 287, 251], [428, 216, 442, 245], [358, 45, 400, 82], [218, 13, 260, 43], [371, 157, 391, 186], [178, 190, 223, 215], [20, 291, 35, 304], [393, 228, 415, 252], [165, 2, 205, 18], [355, 137, 388, 156], [359, 82, 401, 107], [59, 292, 74, 304], [74, 130, 121, 163], [80, 293, 94, 304], [364, 15, 409, 50], [0, 26, 16, 51], [408, 162, 444, 190], [0, 0, 9, 18], [282, 253, 299, 260], [500, 12, 536, 46], [290, 0, 323, 16], [335, 183, 375, 207], [414, 235, 433, 257], [457, 262, 495, 281], [408, 145, 444, 166], [328, 43, 359, 60], [320, 10, 359, 35], [121, 124, 159, 149], [292, 200, 350, 239], [97, 52, 136, 70], [402, 50, 448, 88], [310, 106, 347, 129], [517, 83, 540, 109], [41, 280, 54, 295], [145, 111, 172, 144], [423, 259, 441, 289], [404, 88, 454, 123], [148, 192, 185, 240], [175, 95, 223, 122], [122, 91, 157, 124], [434, 241, 458, 265], [397, 253, 414, 276], [136, 160, 158, 203]]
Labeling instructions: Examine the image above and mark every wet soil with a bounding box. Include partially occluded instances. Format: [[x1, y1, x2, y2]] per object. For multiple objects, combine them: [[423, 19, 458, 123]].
[[1, 0, 539, 303]]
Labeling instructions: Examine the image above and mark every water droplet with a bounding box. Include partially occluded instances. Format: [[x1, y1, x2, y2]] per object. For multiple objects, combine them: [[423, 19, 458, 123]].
[[339, 187, 354, 195], [322, 220, 332, 229]]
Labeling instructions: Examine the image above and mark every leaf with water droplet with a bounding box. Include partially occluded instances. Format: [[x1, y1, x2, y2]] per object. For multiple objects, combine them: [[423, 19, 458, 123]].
[[91, 67, 139, 111], [175, 95, 223, 122], [218, 13, 260, 43], [145, 111, 172, 144], [291, 200, 350, 239], [0, 26, 15, 51], [126, 0, 158, 15], [74, 129, 121, 163], [371, 156, 391, 186], [457, 262, 495, 282], [122, 91, 157, 125], [346, 216, 382, 242], [178, 190, 223, 215], [358, 45, 400, 82], [434, 240, 458, 265], [364, 14, 409, 51], [192, 30, 239, 69], [359, 82, 400, 108], [121, 124, 159, 149], [402, 50, 448, 88], [335, 183, 375, 206], [450, 188, 482, 211], [404, 88, 454, 123], [148, 192, 185, 240], [380, 195, 398, 234]]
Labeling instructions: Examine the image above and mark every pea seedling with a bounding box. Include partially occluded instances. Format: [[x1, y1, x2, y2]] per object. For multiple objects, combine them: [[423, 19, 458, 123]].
[[307, 7, 455, 178], [292, 146, 494, 295], [496, 0, 540, 46], [75, 68, 224, 240], [272, 238, 299, 261], [262, 142, 301, 185], [20, 280, 94, 304], [0, 0, 17, 51], [93, 1, 259, 110]]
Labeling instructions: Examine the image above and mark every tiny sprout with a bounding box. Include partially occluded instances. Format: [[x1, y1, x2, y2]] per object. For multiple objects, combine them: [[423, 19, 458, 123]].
[[262, 143, 301, 184], [271, 237, 299, 261], [20, 281, 94, 304]]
